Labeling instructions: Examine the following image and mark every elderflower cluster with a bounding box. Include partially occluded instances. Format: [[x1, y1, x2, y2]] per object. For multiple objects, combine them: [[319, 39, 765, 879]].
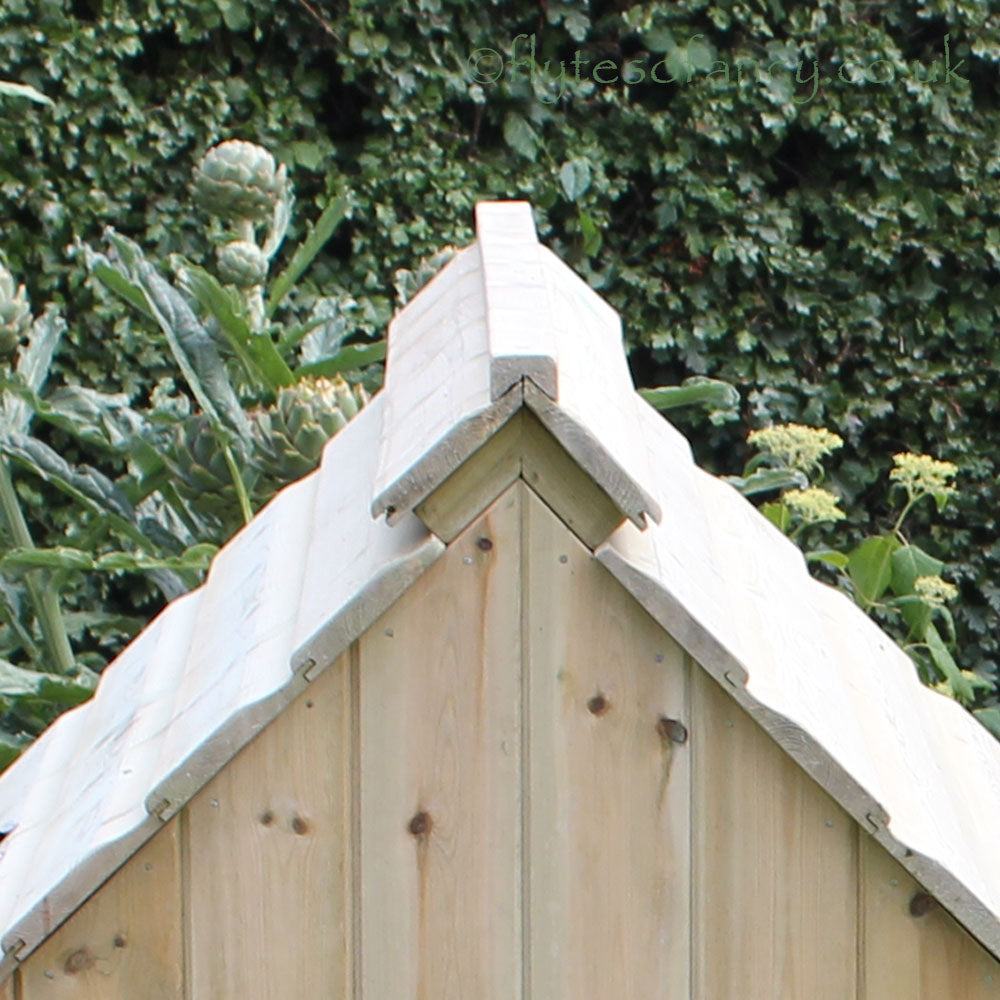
[[747, 423, 844, 473], [889, 452, 958, 501], [914, 574, 959, 607], [781, 487, 846, 525]]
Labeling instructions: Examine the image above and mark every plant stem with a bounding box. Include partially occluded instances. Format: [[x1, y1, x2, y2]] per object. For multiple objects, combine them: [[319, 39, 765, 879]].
[[0, 458, 74, 674], [222, 444, 253, 525]]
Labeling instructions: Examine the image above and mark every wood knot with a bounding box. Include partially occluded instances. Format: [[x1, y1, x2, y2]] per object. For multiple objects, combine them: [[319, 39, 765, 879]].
[[64, 947, 95, 974], [476, 536, 493, 551], [909, 892, 936, 917], [408, 811, 432, 837], [657, 717, 688, 744], [291, 815, 310, 835], [259, 810, 274, 827], [113, 934, 127, 949], [587, 693, 610, 716]]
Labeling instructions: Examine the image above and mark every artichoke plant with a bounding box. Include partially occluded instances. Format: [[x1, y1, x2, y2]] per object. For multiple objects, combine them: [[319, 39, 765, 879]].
[[164, 414, 249, 533], [216, 240, 269, 289], [250, 376, 368, 486], [0, 261, 32, 355], [192, 140, 287, 227]]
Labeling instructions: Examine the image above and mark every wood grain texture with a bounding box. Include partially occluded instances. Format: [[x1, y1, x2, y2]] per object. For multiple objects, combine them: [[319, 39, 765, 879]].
[[861, 836, 1000, 998], [414, 410, 524, 542], [19, 820, 181, 999], [475, 201, 558, 400], [415, 409, 625, 549], [524, 487, 689, 1000], [599, 393, 1000, 960], [358, 484, 523, 1000], [0, 970, 14, 999], [520, 409, 625, 548], [183, 654, 352, 999], [691, 664, 858, 1000]]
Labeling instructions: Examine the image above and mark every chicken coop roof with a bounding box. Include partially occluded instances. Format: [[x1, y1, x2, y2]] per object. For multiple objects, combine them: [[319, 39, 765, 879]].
[[1, 200, 999, 973]]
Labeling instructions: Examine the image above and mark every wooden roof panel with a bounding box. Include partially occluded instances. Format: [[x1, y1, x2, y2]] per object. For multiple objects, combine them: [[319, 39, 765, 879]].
[[1, 199, 998, 972]]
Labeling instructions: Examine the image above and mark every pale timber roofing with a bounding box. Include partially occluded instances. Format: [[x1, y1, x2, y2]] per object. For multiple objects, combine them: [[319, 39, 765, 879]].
[[1, 201, 1000, 974]]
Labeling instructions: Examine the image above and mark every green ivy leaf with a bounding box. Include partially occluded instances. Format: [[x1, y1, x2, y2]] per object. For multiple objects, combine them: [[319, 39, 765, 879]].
[[559, 159, 592, 202], [503, 112, 540, 161]]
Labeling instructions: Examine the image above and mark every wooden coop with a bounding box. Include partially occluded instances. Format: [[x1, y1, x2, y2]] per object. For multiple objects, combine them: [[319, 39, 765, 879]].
[[2, 201, 1000, 999]]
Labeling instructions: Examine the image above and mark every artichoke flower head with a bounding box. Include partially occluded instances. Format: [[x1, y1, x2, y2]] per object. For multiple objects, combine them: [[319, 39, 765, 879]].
[[193, 140, 287, 226], [250, 376, 369, 485], [0, 260, 32, 355]]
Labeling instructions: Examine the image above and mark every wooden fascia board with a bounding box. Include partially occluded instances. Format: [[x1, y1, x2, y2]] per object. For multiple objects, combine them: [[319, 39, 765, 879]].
[[414, 406, 626, 550]]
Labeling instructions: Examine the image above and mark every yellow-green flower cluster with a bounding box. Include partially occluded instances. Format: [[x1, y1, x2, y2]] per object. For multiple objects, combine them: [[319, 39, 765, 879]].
[[889, 452, 957, 501], [781, 487, 846, 525], [914, 574, 959, 607], [747, 423, 843, 472]]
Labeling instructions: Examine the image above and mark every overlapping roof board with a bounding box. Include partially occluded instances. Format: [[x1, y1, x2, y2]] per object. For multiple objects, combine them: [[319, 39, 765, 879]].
[[1, 200, 999, 975]]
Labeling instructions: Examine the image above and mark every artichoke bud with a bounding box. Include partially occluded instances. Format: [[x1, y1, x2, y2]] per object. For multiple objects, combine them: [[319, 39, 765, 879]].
[[249, 376, 367, 484], [165, 414, 241, 505], [0, 262, 32, 353], [216, 240, 268, 288], [193, 140, 285, 225]]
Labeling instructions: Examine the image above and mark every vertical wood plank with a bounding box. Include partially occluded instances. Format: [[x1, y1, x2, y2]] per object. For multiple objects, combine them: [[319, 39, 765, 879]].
[[692, 666, 857, 1000], [358, 483, 523, 1000], [0, 970, 13, 999], [524, 487, 690, 1000], [860, 836, 1000, 998], [19, 822, 181, 999], [184, 654, 351, 999]]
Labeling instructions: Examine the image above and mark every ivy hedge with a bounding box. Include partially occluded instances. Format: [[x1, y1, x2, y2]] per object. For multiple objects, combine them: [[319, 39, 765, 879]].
[[2, 0, 1000, 728]]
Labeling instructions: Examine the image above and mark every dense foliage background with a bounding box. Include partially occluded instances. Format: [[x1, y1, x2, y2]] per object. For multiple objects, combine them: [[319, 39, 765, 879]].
[[2, 0, 1000, 749]]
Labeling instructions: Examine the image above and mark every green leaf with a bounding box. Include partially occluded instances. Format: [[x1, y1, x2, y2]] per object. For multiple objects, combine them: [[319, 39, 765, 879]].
[[3, 307, 65, 434], [559, 159, 592, 202], [761, 501, 790, 532], [806, 548, 849, 569], [296, 339, 387, 378], [135, 261, 250, 439], [94, 543, 218, 573], [0, 546, 95, 573], [0, 731, 27, 771], [503, 112, 540, 161], [578, 212, 602, 256], [0, 80, 53, 105], [92, 263, 156, 320], [0, 658, 60, 696], [178, 265, 293, 390], [973, 707, 1000, 740], [890, 544, 944, 596], [640, 377, 739, 411], [2, 433, 135, 521], [266, 192, 349, 317], [725, 468, 808, 497], [37, 672, 97, 708], [847, 535, 900, 608], [925, 622, 974, 704]]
